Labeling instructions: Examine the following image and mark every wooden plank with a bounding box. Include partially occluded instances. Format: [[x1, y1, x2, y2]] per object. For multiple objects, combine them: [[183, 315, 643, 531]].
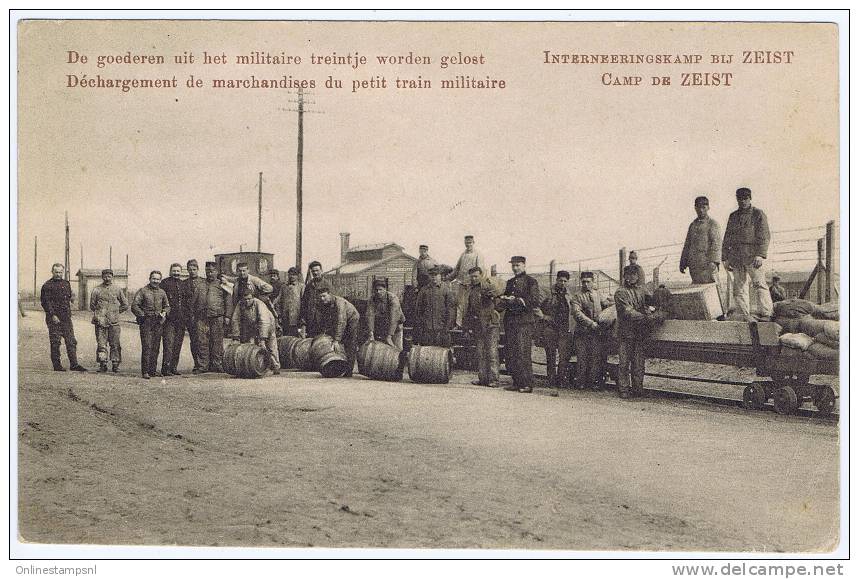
[[650, 320, 753, 345]]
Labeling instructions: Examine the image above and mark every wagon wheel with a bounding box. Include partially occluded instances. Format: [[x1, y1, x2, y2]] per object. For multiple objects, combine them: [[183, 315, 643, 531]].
[[742, 384, 766, 411], [814, 386, 837, 418], [773, 386, 799, 415]]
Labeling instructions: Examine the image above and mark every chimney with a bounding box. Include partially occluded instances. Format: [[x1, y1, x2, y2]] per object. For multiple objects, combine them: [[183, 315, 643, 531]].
[[339, 232, 350, 264]]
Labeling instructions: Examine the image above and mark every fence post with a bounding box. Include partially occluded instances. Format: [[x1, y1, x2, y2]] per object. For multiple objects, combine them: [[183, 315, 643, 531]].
[[652, 266, 660, 289], [619, 247, 627, 282], [725, 271, 732, 311], [549, 259, 557, 286], [817, 237, 825, 304], [825, 220, 834, 302], [490, 264, 497, 277]]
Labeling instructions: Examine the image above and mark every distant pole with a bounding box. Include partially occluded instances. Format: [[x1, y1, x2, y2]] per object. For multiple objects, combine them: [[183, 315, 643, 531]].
[[125, 254, 129, 276], [80, 243, 83, 271], [619, 247, 627, 282], [64, 211, 70, 281], [817, 237, 825, 304], [109, 246, 112, 270], [295, 87, 304, 270], [825, 220, 834, 302], [549, 259, 557, 286], [257, 171, 263, 253], [33, 236, 37, 302]]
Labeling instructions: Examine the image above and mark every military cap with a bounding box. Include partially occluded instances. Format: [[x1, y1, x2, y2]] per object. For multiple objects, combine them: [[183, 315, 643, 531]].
[[509, 256, 526, 264], [736, 187, 752, 199], [580, 271, 595, 280], [464, 235, 474, 241], [556, 270, 570, 280], [101, 268, 113, 276], [204, 261, 217, 268], [772, 275, 781, 281], [308, 260, 322, 269], [694, 195, 709, 206], [419, 244, 429, 250]]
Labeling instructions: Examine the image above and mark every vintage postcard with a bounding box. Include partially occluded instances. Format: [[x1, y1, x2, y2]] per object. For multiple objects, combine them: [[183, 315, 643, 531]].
[[14, 14, 844, 557]]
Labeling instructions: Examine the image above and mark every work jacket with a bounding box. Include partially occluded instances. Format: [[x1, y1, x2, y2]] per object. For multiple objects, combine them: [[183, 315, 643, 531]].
[[500, 273, 541, 325], [541, 285, 574, 333], [300, 275, 328, 331], [228, 274, 273, 314], [231, 297, 277, 341], [278, 281, 303, 327], [466, 276, 501, 331], [160, 276, 185, 323], [182, 276, 209, 319], [413, 255, 438, 286], [40, 278, 73, 322], [722, 206, 771, 267], [415, 282, 454, 331], [447, 250, 485, 285], [319, 295, 360, 342], [614, 285, 650, 338], [572, 288, 611, 334], [89, 284, 129, 327], [204, 279, 232, 318], [680, 216, 722, 270], [131, 285, 170, 319], [365, 290, 405, 338]]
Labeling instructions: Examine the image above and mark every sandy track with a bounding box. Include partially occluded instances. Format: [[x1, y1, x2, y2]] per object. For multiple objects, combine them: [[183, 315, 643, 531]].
[[17, 314, 839, 551]]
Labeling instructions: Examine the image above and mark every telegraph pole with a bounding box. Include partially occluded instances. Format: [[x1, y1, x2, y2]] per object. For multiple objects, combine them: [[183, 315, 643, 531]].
[[64, 211, 70, 281], [295, 87, 304, 271], [109, 246, 112, 270], [257, 171, 263, 253]]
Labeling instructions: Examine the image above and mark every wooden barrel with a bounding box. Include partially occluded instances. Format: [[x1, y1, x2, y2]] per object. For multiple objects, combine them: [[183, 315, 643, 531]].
[[408, 345, 453, 384], [357, 340, 403, 382], [291, 337, 315, 371], [277, 336, 301, 369], [235, 343, 269, 378], [310, 335, 351, 378], [223, 341, 241, 375]]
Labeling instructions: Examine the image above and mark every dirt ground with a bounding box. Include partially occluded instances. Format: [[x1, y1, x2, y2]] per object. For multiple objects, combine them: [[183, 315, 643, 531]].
[[17, 313, 840, 551]]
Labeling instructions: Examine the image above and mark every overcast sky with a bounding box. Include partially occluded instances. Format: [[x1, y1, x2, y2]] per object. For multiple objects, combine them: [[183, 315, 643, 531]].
[[17, 20, 839, 290]]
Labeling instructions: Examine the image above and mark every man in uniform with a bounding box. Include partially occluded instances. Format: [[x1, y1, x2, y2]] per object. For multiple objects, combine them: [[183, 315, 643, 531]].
[[182, 259, 209, 374], [277, 266, 303, 337], [722, 187, 773, 319], [300, 260, 327, 337], [414, 266, 454, 347], [446, 235, 485, 328], [499, 256, 541, 393], [680, 196, 723, 284], [614, 266, 664, 399], [465, 266, 501, 387], [89, 268, 129, 373], [40, 263, 87, 372], [540, 270, 574, 387], [230, 287, 280, 375], [203, 261, 232, 372], [268, 270, 284, 308], [413, 244, 438, 289], [131, 270, 170, 379], [627, 251, 647, 289], [365, 279, 405, 350], [317, 286, 361, 377], [769, 275, 787, 304], [572, 271, 612, 390], [160, 263, 186, 376]]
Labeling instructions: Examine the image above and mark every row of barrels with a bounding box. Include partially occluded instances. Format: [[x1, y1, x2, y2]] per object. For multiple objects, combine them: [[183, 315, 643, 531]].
[[224, 336, 453, 383]]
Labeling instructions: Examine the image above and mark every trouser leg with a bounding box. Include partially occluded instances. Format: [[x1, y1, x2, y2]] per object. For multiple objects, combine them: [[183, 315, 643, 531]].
[[508, 322, 533, 388], [475, 329, 490, 384], [264, 333, 280, 371], [455, 285, 468, 328], [504, 322, 518, 383], [574, 333, 589, 385], [587, 334, 606, 386], [62, 320, 80, 367], [108, 325, 121, 364], [631, 338, 646, 393], [139, 322, 150, 375], [543, 327, 558, 383], [163, 320, 184, 372], [207, 316, 225, 371], [487, 326, 500, 382], [344, 323, 358, 376], [194, 317, 210, 371], [732, 265, 751, 317], [188, 318, 201, 369], [558, 331, 574, 386], [617, 337, 633, 394], [689, 266, 716, 284], [392, 325, 403, 351], [95, 326, 108, 364], [47, 322, 63, 369], [748, 265, 773, 317]]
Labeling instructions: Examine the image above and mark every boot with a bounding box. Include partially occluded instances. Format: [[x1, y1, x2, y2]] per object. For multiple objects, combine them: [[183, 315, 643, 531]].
[[98, 363, 108, 373]]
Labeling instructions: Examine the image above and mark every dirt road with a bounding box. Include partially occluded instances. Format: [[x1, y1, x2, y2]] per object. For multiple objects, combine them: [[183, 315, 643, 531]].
[[17, 314, 839, 551]]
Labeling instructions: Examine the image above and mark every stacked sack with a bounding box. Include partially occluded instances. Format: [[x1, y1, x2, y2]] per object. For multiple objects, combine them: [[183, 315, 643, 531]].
[[773, 298, 839, 360]]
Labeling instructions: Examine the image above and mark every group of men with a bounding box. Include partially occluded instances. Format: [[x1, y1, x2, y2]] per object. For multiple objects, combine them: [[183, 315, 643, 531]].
[[40, 186, 776, 395]]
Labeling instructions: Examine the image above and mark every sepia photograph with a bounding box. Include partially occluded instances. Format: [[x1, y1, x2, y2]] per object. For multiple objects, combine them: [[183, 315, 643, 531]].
[[11, 11, 847, 561]]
